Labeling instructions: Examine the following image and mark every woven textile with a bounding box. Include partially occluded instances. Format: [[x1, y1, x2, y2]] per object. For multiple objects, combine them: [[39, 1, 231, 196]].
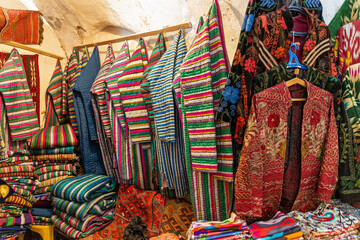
[[4, 196, 32, 208], [103, 43, 131, 183], [0, 8, 43, 44], [90, 184, 165, 240], [51, 174, 116, 203], [329, 0, 360, 43], [91, 44, 119, 182], [150, 233, 182, 240], [32, 146, 76, 155], [0, 172, 34, 178], [21, 54, 40, 120], [70, 49, 90, 135], [36, 175, 73, 188], [44, 60, 64, 127], [0, 165, 34, 174], [34, 164, 76, 175], [118, 38, 151, 143], [37, 171, 75, 182], [0, 212, 33, 227], [180, 0, 233, 221], [31, 153, 77, 162], [51, 192, 116, 221], [160, 198, 194, 237], [73, 46, 106, 175], [0, 49, 39, 140]]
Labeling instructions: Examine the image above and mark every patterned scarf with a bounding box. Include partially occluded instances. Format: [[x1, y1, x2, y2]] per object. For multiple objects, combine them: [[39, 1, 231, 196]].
[[0, 8, 43, 44]]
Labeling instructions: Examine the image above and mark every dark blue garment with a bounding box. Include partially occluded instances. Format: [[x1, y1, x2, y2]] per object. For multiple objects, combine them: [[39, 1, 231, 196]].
[[72, 46, 106, 175], [31, 208, 53, 218]]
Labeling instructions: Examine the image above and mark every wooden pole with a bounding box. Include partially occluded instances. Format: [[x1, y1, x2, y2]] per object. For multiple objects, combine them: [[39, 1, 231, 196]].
[[74, 22, 192, 49], [0, 41, 64, 60]]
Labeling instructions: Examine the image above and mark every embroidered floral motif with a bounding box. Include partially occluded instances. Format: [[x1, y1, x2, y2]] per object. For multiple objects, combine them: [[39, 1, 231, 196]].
[[233, 49, 245, 66], [304, 39, 315, 51], [222, 86, 240, 104], [310, 110, 321, 125], [268, 113, 280, 128], [274, 46, 286, 59], [244, 58, 256, 73]]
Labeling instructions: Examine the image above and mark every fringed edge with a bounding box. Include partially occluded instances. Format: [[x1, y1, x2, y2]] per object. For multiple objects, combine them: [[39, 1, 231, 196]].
[[38, 14, 44, 45]]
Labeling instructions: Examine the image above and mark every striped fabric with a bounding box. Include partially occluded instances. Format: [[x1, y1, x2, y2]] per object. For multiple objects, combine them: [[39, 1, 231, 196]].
[[36, 175, 73, 188], [32, 146, 76, 155], [147, 30, 189, 197], [30, 123, 77, 149], [0, 165, 34, 173], [104, 43, 131, 183], [0, 49, 39, 141], [180, 0, 233, 220], [62, 48, 79, 125], [51, 192, 116, 220], [0, 212, 33, 227], [51, 211, 113, 239], [3, 178, 34, 185], [31, 153, 77, 162], [0, 172, 34, 178], [53, 208, 114, 232], [91, 44, 120, 183], [33, 216, 52, 224], [5, 156, 30, 163], [4, 196, 32, 208], [70, 49, 90, 135], [51, 174, 116, 203], [38, 171, 75, 182], [34, 164, 76, 176], [35, 186, 52, 194], [44, 60, 64, 127], [118, 38, 151, 143]]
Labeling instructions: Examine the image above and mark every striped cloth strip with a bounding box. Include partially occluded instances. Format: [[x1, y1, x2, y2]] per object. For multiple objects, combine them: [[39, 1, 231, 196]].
[[34, 186, 52, 194], [34, 194, 51, 202], [69, 49, 90, 135], [2, 178, 34, 185], [180, 1, 233, 221], [32, 146, 76, 155], [0, 213, 33, 227], [15, 193, 35, 204], [91, 44, 120, 182], [0, 165, 34, 173], [30, 123, 78, 150], [4, 196, 32, 208], [51, 174, 116, 203], [44, 60, 64, 127], [51, 192, 116, 220], [38, 171, 75, 182], [9, 186, 33, 197], [8, 182, 35, 191], [148, 30, 187, 142], [0, 49, 39, 141], [53, 208, 114, 233], [34, 164, 76, 176], [31, 153, 77, 162], [7, 149, 30, 156], [0, 160, 30, 168], [0, 172, 34, 178], [105, 43, 132, 183], [51, 212, 113, 239], [118, 38, 152, 143], [36, 175, 73, 188], [6, 156, 30, 163], [61, 48, 79, 122], [33, 216, 52, 224], [0, 208, 23, 217]]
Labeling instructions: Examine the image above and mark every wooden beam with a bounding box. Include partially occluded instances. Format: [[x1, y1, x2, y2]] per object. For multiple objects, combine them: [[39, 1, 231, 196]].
[[74, 22, 192, 49], [0, 41, 64, 60]]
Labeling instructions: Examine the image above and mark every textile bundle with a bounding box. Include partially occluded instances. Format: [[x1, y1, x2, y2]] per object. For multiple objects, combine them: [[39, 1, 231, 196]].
[[50, 174, 117, 239], [187, 213, 248, 240], [29, 123, 81, 226]]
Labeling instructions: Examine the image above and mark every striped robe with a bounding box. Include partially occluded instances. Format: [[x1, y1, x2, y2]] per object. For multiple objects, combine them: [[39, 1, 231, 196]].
[[117, 38, 153, 189], [104, 43, 131, 184], [72, 46, 106, 175], [139, 33, 166, 191], [0, 49, 39, 141], [90, 44, 119, 182], [44, 60, 63, 128], [148, 30, 189, 197], [180, 0, 233, 221]]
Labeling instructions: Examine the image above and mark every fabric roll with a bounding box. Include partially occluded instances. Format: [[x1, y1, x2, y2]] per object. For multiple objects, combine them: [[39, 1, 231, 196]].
[[30, 123, 78, 150], [0, 212, 33, 227], [72, 45, 106, 175], [36, 175, 73, 188], [44, 59, 64, 127], [51, 174, 115, 202], [51, 192, 116, 221], [34, 164, 76, 175], [37, 170, 75, 182], [31, 153, 78, 162], [0, 165, 34, 174], [32, 146, 76, 155], [0, 48, 39, 141]]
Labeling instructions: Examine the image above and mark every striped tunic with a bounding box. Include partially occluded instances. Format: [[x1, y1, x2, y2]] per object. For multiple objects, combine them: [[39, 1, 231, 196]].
[[69, 49, 90, 135], [180, 0, 233, 221], [148, 30, 189, 197], [104, 43, 131, 183], [0, 49, 39, 141], [44, 60, 64, 128]]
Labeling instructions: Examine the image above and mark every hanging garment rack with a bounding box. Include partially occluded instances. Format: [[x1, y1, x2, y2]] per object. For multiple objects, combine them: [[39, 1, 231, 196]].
[[0, 41, 64, 60], [74, 22, 192, 49]]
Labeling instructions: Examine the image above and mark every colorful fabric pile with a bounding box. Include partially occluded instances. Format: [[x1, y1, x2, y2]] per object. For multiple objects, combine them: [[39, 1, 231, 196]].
[[289, 202, 360, 239], [187, 213, 248, 240], [50, 174, 117, 239], [29, 123, 81, 225], [248, 212, 303, 240]]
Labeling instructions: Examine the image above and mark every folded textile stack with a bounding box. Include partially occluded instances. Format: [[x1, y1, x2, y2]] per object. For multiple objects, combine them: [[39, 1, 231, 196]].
[[248, 212, 303, 240], [50, 174, 117, 239], [290, 202, 360, 239], [187, 213, 248, 240], [29, 123, 81, 225]]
